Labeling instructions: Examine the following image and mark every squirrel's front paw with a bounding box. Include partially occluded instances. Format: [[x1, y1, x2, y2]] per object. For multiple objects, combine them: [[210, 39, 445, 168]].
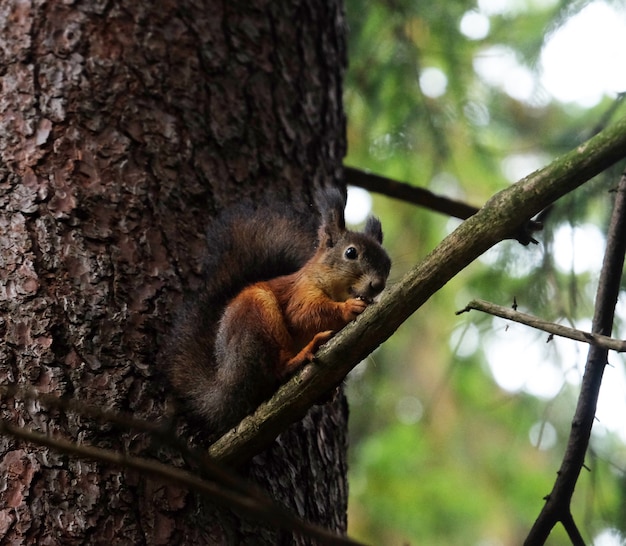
[[299, 330, 334, 363], [282, 330, 334, 375], [310, 329, 334, 351], [343, 298, 368, 321]]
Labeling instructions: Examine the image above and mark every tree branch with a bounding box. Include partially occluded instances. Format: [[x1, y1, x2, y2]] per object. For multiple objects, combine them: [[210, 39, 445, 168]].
[[0, 386, 247, 494], [345, 166, 479, 219], [0, 419, 365, 546], [524, 170, 626, 544], [561, 511, 585, 546], [457, 299, 626, 352], [345, 166, 542, 245], [209, 116, 626, 466]]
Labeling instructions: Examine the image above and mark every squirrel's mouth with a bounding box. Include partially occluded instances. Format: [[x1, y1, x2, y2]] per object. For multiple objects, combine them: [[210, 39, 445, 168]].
[[350, 288, 374, 305]]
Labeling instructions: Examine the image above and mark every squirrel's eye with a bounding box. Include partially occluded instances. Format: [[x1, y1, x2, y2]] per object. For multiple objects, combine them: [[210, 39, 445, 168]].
[[344, 246, 358, 260]]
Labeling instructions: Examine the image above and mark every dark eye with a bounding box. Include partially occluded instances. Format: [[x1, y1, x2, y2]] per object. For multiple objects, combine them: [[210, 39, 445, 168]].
[[344, 246, 358, 260]]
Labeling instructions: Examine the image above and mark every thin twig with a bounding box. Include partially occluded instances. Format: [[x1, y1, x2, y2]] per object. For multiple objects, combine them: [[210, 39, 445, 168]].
[[345, 166, 542, 245], [0, 419, 365, 546], [1, 385, 164, 433], [457, 299, 626, 352], [561, 511, 585, 546], [525, 170, 626, 544], [2, 387, 362, 543], [0, 385, 260, 499], [346, 166, 479, 219]]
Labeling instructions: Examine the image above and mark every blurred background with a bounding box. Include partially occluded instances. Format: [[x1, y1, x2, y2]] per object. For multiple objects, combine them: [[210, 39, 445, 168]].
[[341, 0, 626, 544]]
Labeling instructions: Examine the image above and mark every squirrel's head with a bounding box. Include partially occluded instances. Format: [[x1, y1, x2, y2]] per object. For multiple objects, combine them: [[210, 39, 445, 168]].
[[317, 207, 391, 304]]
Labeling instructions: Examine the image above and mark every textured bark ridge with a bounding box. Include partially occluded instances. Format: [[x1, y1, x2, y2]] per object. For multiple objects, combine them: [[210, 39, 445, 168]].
[[0, 1, 348, 543]]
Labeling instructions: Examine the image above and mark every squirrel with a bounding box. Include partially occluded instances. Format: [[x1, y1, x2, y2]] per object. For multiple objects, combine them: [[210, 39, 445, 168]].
[[164, 187, 391, 434]]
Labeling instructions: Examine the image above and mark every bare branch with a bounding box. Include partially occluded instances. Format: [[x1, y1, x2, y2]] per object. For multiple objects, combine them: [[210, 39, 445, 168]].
[[0, 385, 250, 496], [525, 170, 626, 544], [345, 166, 542, 245], [209, 117, 626, 466], [0, 419, 366, 546], [2, 386, 365, 543], [345, 166, 479, 219], [457, 299, 626, 352], [1, 385, 164, 433], [561, 511, 585, 546]]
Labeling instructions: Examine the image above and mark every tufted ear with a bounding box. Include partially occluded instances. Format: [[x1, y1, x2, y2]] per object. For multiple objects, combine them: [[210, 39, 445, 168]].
[[317, 187, 346, 247], [318, 207, 345, 248], [364, 216, 383, 243]]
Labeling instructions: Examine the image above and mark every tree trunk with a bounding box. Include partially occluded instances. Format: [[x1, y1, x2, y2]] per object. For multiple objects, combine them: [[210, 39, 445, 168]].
[[0, 1, 348, 544]]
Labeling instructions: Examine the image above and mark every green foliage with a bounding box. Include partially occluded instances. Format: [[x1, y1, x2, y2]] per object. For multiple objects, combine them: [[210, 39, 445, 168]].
[[344, 0, 626, 543]]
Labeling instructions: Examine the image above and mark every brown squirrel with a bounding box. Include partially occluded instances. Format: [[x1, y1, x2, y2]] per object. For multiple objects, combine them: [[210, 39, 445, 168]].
[[164, 187, 391, 433]]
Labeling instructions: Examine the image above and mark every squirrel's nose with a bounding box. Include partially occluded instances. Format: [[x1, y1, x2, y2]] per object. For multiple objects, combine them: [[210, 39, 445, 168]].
[[369, 277, 385, 294]]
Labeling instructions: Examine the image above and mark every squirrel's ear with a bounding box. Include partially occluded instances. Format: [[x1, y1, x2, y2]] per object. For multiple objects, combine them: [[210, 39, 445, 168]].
[[365, 216, 383, 244], [319, 207, 345, 247], [317, 186, 346, 247]]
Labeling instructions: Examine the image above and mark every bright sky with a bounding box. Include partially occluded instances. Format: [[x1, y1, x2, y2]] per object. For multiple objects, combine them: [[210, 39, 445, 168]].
[[467, 0, 626, 107], [345, 186, 372, 224], [541, 1, 626, 106]]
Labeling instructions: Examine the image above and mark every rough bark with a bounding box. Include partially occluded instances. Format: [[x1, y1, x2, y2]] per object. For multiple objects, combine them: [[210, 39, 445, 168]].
[[0, 1, 348, 544]]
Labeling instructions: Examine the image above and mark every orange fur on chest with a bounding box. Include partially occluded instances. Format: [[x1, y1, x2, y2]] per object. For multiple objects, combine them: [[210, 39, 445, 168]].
[[230, 275, 348, 362], [269, 275, 349, 337]]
